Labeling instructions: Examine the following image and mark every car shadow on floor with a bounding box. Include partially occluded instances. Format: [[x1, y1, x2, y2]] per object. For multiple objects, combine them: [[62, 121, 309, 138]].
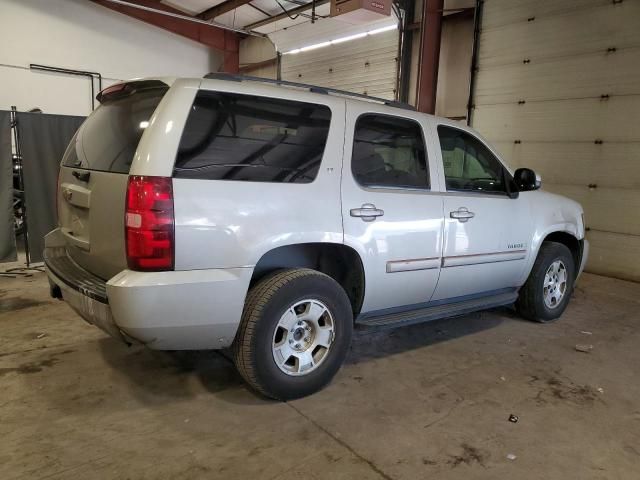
[[347, 308, 508, 365], [97, 338, 265, 404], [96, 307, 509, 404]]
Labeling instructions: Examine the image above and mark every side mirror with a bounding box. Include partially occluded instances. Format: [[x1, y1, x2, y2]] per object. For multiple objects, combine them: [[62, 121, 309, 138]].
[[514, 168, 541, 191]]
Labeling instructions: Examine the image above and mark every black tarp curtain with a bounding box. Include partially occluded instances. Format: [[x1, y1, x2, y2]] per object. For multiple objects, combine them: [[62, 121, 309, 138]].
[[0, 111, 14, 262], [0, 111, 85, 264]]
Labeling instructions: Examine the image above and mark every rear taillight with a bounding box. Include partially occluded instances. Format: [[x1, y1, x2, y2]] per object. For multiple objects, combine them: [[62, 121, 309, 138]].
[[125, 176, 174, 271]]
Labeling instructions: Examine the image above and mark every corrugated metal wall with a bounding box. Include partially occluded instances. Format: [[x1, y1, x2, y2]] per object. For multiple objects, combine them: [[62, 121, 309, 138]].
[[281, 30, 399, 100], [471, 0, 640, 281]]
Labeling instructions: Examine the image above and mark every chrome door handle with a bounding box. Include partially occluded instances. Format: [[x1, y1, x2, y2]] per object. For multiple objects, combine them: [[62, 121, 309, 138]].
[[350, 203, 384, 222], [450, 207, 475, 223]]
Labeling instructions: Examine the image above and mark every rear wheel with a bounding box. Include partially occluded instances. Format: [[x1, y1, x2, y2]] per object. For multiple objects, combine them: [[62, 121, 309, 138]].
[[233, 269, 353, 400], [517, 241, 575, 323]]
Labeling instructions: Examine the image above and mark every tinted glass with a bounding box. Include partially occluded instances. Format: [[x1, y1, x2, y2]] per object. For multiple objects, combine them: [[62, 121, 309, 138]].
[[174, 91, 332, 183], [438, 125, 507, 193], [351, 114, 428, 189], [63, 85, 168, 173]]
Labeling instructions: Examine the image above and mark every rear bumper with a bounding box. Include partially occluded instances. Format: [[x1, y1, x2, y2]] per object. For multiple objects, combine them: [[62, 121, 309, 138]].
[[44, 229, 252, 350], [46, 265, 129, 343]]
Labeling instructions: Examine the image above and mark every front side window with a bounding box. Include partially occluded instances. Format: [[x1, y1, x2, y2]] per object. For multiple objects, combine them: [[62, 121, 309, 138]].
[[351, 114, 429, 189], [438, 125, 508, 194], [174, 91, 332, 183]]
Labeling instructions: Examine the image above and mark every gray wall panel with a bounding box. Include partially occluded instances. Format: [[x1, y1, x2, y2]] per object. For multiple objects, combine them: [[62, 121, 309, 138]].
[[0, 111, 16, 263], [17, 112, 84, 263]]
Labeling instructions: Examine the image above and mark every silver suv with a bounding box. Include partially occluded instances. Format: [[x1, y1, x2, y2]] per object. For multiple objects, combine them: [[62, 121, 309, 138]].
[[45, 74, 588, 399]]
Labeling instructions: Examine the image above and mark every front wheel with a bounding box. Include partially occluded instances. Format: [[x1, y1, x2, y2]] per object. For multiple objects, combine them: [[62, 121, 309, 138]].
[[516, 242, 575, 323], [233, 269, 353, 400]]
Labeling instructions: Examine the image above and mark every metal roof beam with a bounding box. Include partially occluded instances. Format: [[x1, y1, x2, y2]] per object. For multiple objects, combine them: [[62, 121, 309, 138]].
[[199, 0, 255, 20], [90, 0, 243, 72], [244, 0, 329, 30]]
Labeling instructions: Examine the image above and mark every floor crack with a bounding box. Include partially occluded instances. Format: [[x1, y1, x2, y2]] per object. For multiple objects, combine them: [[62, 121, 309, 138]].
[[287, 402, 395, 480]]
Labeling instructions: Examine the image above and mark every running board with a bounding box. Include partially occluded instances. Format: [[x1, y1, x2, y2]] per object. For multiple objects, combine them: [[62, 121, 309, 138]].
[[355, 291, 518, 330]]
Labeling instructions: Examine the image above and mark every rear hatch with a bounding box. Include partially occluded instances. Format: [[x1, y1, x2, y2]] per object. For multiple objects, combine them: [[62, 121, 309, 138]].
[[57, 80, 169, 280]]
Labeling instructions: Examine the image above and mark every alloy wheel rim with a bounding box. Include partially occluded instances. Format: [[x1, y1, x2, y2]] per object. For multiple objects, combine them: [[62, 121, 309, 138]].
[[271, 299, 335, 376], [543, 260, 567, 309]]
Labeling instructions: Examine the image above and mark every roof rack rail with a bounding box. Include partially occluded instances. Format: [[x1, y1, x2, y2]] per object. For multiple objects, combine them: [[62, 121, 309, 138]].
[[203, 72, 415, 111]]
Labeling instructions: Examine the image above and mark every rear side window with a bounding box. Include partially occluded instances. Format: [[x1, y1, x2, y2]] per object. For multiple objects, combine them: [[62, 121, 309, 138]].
[[174, 91, 332, 183], [351, 114, 429, 189], [63, 82, 168, 173]]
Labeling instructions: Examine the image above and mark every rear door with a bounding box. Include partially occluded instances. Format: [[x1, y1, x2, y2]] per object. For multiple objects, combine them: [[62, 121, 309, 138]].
[[57, 81, 169, 280], [342, 104, 444, 314]]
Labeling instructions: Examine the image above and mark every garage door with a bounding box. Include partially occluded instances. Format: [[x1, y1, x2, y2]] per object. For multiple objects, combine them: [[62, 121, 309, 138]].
[[470, 0, 640, 281], [281, 30, 399, 100]]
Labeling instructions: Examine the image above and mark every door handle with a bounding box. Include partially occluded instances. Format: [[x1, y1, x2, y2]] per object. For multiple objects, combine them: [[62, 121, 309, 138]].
[[350, 203, 384, 222], [450, 207, 475, 223]]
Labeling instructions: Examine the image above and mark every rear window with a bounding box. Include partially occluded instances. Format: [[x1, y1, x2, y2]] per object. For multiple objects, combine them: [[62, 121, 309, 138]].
[[173, 91, 332, 183], [63, 83, 168, 173]]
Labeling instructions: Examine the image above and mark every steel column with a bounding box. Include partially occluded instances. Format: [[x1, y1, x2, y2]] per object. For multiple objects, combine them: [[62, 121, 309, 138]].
[[415, 0, 443, 113]]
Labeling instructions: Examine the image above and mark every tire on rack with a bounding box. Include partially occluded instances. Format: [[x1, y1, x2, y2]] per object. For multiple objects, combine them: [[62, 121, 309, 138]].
[[516, 241, 576, 323], [232, 268, 353, 400]]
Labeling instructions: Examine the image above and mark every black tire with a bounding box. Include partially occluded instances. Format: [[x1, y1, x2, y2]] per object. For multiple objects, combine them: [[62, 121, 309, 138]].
[[232, 268, 353, 400], [516, 241, 575, 323]]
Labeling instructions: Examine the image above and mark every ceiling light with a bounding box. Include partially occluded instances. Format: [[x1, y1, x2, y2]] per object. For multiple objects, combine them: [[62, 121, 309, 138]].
[[367, 24, 397, 35], [300, 41, 331, 52], [281, 23, 397, 55], [331, 32, 367, 44]]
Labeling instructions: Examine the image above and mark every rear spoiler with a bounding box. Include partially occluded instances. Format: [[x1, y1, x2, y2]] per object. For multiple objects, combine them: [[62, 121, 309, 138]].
[[96, 80, 168, 104]]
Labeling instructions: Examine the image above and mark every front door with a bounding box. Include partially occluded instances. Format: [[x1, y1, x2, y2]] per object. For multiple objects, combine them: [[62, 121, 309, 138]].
[[430, 124, 532, 301], [342, 105, 444, 314]]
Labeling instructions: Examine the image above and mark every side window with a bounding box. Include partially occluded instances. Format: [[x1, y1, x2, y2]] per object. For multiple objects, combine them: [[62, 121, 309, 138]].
[[174, 91, 332, 183], [437, 125, 507, 194], [352, 114, 429, 189]]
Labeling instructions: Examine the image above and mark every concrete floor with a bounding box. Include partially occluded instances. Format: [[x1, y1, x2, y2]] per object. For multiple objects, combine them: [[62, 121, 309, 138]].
[[1, 269, 639, 480]]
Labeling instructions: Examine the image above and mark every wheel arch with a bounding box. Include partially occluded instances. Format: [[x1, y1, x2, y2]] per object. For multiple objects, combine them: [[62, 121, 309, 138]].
[[542, 231, 582, 272], [251, 242, 366, 316], [520, 226, 583, 286]]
